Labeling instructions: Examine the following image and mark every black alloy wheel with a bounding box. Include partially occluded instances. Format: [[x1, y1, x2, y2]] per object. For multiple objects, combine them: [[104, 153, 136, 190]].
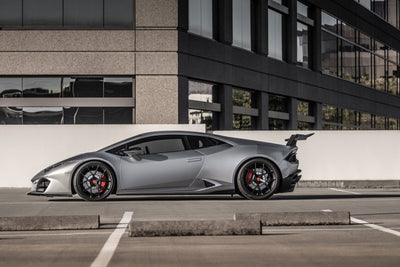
[[237, 158, 280, 200], [73, 161, 115, 201]]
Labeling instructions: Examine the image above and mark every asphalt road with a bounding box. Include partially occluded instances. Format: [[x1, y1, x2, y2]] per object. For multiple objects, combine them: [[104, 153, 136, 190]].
[[0, 188, 399, 266]]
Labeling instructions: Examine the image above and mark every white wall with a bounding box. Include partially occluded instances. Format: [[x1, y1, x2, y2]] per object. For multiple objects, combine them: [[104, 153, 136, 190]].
[[215, 130, 400, 181], [0, 124, 205, 187], [1, 127, 399, 187]]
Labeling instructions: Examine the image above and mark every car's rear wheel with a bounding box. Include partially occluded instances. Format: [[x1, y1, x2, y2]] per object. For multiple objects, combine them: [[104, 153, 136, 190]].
[[73, 161, 115, 201], [237, 158, 280, 200]]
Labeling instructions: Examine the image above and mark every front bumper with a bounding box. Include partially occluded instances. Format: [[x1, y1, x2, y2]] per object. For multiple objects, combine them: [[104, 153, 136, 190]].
[[278, 170, 302, 193]]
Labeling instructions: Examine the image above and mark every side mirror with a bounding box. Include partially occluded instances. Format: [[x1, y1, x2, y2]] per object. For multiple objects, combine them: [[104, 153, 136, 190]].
[[123, 147, 143, 161]]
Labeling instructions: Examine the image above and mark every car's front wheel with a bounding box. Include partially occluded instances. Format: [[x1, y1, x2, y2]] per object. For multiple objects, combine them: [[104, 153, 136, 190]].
[[237, 158, 280, 200], [73, 161, 115, 201]]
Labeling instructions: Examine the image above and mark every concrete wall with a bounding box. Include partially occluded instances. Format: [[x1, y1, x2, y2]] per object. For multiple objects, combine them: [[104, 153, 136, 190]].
[[215, 131, 400, 182], [0, 124, 204, 188]]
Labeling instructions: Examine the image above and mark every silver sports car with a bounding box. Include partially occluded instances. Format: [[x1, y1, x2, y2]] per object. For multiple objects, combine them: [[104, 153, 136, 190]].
[[28, 131, 312, 201]]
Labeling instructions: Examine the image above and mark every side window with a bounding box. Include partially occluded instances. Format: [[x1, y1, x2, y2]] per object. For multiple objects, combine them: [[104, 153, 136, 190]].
[[127, 136, 186, 155], [187, 135, 225, 149]]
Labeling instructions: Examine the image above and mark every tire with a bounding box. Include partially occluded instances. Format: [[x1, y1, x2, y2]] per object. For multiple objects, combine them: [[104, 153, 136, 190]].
[[236, 158, 281, 200], [73, 161, 115, 201]]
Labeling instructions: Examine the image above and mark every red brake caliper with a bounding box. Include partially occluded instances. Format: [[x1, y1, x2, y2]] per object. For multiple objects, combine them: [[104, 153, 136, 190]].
[[99, 174, 107, 193], [245, 169, 254, 184]]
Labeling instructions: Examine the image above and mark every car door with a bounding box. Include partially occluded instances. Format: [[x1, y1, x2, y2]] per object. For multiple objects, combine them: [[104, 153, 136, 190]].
[[119, 135, 204, 191]]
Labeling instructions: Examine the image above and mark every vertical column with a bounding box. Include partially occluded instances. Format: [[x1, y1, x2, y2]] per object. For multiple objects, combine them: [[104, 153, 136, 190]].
[[312, 6, 321, 72], [213, 0, 233, 44], [178, 76, 189, 124], [288, 97, 298, 130], [256, 91, 269, 130], [252, 0, 268, 55], [286, 0, 297, 64], [219, 84, 233, 130], [314, 102, 322, 130]]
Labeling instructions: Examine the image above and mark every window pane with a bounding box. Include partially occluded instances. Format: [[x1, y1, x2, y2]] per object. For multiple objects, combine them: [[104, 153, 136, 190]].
[[269, 118, 288, 130], [359, 0, 371, 10], [232, 0, 251, 50], [23, 0, 62, 27], [372, 0, 386, 18], [233, 114, 252, 130], [268, 9, 283, 60], [189, 109, 213, 131], [73, 78, 103, 97], [269, 94, 288, 112], [360, 49, 372, 87], [297, 1, 308, 17], [322, 31, 338, 76], [189, 0, 213, 38], [104, 77, 133, 97], [341, 40, 356, 82], [298, 100, 313, 116], [233, 88, 253, 108], [23, 107, 63, 124], [341, 23, 356, 43], [342, 109, 357, 126], [73, 107, 103, 124], [322, 105, 338, 123], [189, 80, 215, 102], [104, 107, 133, 124], [0, 107, 22, 124], [104, 0, 133, 28], [387, 61, 397, 94], [375, 115, 385, 129], [0, 78, 22, 97], [321, 12, 338, 33], [0, 0, 22, 27], [297, 22, 309, 68], [137, 138, 185, 154], [375, 55, 386, 91], [64, 0, 103, 27], [360, 113, 372, 129], [298, 121, 312, 130], [23, 77, 61, 97]]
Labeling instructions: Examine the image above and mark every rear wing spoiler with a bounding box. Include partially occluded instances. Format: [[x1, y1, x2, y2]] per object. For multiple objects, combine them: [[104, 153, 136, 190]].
[[285, 133, 314, 147]]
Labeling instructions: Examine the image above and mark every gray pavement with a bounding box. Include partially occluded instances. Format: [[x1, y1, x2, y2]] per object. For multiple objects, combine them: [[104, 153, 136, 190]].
[[0, 188, 399, 266]]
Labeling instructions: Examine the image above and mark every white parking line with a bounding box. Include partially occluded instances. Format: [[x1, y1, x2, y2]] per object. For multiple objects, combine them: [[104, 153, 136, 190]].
[[91, 211, 133, 267], [351, 217, 400, 237], [329, 188, 361, 195]]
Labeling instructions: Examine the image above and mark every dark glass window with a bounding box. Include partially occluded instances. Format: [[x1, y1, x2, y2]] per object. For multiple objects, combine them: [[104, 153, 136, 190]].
[[269, 95, 288, 112], [127, 136, 186, 154], [341, 40, 356, 82], [23, 0, 62, 27], [22, 77, 61, 97], [104, 107, 133, 124], [268, 9, 283, 60], [233, 88, 254, 108], [297, 22, 309, 68], [233, 114, 252, 130], [104, 77, 133, 97], [73, 78, 103, 97], [188, 80, 215, 102], [269, 119, 288, 130], [0, 107, 22, 124], [0, 78, 22, 98], [297, 100, 313, 116], [189, 109, 213, 131], [64, 0, 103, 27], [0, 0, 22, 27], [69, 107, 103, 124], [297, 1, 308, 17], [23, 107, 63, 124], [321, 31, 338, 76], [187, 135, 224, 149], [104, 0, 134, 28], [188, 0, 213, 39], [322, 105, 339, 124]]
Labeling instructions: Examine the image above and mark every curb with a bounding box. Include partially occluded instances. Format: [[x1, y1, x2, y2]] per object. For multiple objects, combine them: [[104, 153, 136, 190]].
[[129, 219, 261, 237], [0, 215, 100, 231], [128, 211, 350, 237], [235, 211, 350, 226]]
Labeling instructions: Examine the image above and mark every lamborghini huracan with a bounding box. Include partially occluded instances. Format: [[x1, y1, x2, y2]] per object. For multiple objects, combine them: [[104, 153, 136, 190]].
[[28, 131, 312, 201]]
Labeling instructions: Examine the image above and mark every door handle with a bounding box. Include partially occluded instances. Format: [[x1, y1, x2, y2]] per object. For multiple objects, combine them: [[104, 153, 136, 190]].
[[187, 157, 202, 163]]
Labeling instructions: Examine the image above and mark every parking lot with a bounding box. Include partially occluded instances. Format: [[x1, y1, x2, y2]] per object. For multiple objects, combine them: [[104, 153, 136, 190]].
[[0, 188, 399, 266]]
